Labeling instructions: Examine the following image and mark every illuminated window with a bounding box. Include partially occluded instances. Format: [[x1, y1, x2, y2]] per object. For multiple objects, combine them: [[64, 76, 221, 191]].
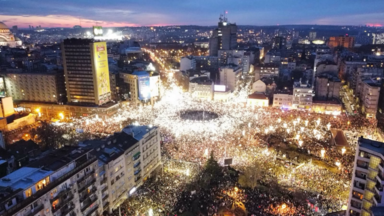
[[52, 199, 59, 209], [25, 188, 32, 198]]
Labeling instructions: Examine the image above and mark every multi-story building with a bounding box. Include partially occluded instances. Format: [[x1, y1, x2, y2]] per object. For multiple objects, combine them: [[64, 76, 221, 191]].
[[350, 66, 383, 96], [122, 125, 161, 185], [119, 71, 160, 105], [219, 65, 242, 92], [340, 61, 366, 81], [62, 38, 111, 105], [4, 72, 66, 103], [85, 125, 161, 206], [346, 137, 384, 216], [180, 56, 196, 72], [0, 146, 101, 216], [328, 36, 355, 48], [254, 63, 279, 79], [315, 72, 341, 100], [209, 16, 237, 56], [81, 131, 139, 212], [360, 79, 381, 118], [189, 76, 213, 100], [292, 81, 314, 109], [273, 93, 293, 108]]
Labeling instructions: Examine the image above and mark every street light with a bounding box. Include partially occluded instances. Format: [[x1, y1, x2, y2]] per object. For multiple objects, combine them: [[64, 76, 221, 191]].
[[342, 147, 346, 155], [59, 113, 64, 120], [148, 208, 153, 216], [35, 108, 41, 117]]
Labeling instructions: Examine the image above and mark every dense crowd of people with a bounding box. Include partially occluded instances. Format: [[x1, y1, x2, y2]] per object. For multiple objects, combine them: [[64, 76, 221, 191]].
[[50, 85, 378, 215]]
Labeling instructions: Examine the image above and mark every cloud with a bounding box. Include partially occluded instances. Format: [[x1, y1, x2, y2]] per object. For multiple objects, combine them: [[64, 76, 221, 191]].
[[0, 0, 383, 27]]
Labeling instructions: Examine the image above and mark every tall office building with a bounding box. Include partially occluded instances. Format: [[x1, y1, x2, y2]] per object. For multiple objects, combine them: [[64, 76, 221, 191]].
[[209, 15, 237, 56], [62, 38, 111, 105], [346, 137, 384, 216]]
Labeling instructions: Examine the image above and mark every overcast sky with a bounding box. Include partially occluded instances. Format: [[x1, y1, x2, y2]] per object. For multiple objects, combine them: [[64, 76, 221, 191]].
[[0, 0, 383, 28]]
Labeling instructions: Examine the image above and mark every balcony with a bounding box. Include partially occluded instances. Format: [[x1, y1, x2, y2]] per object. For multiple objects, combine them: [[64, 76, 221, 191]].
[[102, 186, 108, 193], [50, 189, 73, 204], [134, 169, 141, 175], [134, 161, 141, 168], [356, 162, 369, 169], [80, 187, 97, 203], [355, 173, 367, 181], [77, 170, 95, 184], [81, 195, 98, 212], [103, 202, 109, 211], [85, 205, 99, 216], [78, 179, 96, 194], [52, 201, 74, 214], [26, 204, 44, 216], [100, 177, 107, 185], [353, 183, 365, 192], [102, 193, 109, 201], [61, 202, 75, 216]]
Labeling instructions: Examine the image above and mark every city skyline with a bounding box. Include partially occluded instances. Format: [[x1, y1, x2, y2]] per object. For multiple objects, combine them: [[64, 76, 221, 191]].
[[0, 0, 383, 28]]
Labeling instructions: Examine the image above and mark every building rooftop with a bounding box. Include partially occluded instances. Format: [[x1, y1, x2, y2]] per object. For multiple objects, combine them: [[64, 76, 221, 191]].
[[359, 137, 384, 155], [132, 70, 149, 76], [0, 167, 52, 190], [27, 146, 89, 171], [81, 131, 138, 164], [123, 125, 157, 141], [190, 76, 212, 85], [248, 92, 268, 100]]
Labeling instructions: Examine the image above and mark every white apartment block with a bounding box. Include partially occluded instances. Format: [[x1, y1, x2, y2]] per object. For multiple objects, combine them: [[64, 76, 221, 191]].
[[4, 72, 63, 103], [347, 137, 384, 216], [360, 80, 380, 118], [273, 93, 293, 108], [0, 147, 101, 216], [292, 82, 314, 109], [0, 125, 162, 216], [82, 125, 162, 213], [219, 65, 242, 92]]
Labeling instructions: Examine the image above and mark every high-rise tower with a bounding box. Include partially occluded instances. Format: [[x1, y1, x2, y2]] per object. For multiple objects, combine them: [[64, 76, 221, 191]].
[[209, 14, 237, 56], [62, 38, 111, 105]]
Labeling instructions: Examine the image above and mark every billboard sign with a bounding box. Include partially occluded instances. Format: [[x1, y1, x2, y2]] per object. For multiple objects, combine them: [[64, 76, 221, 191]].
[[150, 76, 159, 97], [214, 85, 226, 92], [138, 74, 150, 101], [93, 42, 111, 104], [93, 26, 103, 36]]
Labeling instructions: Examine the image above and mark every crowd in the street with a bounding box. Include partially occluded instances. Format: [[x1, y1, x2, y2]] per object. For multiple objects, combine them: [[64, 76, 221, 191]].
[[48, 85, 378, 215]]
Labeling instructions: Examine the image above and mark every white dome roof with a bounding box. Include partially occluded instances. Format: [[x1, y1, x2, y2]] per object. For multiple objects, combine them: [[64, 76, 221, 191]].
[[0, 22, 9, 29]]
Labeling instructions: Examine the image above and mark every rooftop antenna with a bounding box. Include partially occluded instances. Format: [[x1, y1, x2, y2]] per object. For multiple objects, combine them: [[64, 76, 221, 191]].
[[219, 14, 223, 22], [224, 10, 228, 22]]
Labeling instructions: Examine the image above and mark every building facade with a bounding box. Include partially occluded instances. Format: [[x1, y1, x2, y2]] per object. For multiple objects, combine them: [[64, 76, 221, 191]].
[[219, 65, 242, 92], [273, 93, 293, 108], [0, 147, 101, 216], [62, 39, 111, 105], [360, 80, 380, 118], [328, 36, 355, 48], [4, 72, 66, 103], [346, 137, 384, 216], [292, 82, 314, 109], [209, 16, 237, 56]]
